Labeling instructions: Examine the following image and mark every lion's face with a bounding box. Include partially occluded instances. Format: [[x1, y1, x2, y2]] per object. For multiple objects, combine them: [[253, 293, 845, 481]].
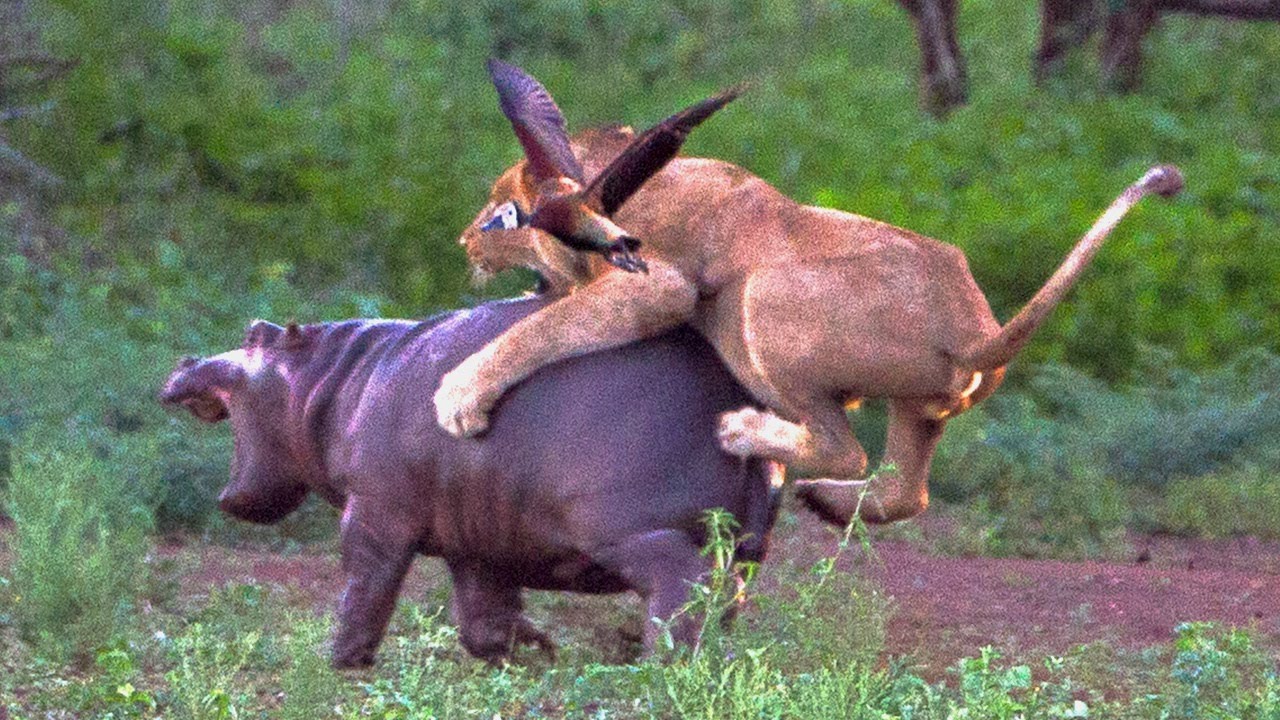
[[458, 127, 638, 288], [458, 163, 545, 281]]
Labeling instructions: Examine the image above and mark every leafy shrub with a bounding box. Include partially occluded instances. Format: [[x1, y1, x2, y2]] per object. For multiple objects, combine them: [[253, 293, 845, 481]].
[[1157, 622, 1280, 720], [1160, 465, 1280, 539], [929, 350, 1280, 554], [932, 396, 1131, 558], [6, 0, 1279, 379], [4, 435, 153, 661], [0, 240, 378, 536], [279, 616, 342, 720], [164, 622, 261, 720], [1028, 352, 1280, 488]]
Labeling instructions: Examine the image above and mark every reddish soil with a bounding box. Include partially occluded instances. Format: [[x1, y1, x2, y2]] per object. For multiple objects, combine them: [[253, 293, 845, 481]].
[[866, 533, 1280, 667], [150, 514, 1280, 675]]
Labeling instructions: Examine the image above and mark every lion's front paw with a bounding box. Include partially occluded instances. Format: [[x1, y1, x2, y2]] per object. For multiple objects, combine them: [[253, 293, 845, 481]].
[[433, 366, 493, 438]]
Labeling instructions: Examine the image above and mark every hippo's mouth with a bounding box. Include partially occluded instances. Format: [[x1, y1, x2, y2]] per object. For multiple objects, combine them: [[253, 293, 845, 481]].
[[160, 388, 229, 423], [181, 396, 230, 423]]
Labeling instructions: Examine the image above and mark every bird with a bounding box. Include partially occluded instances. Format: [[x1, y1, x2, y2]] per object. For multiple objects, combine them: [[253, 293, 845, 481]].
[[484, 58, 742, 273]]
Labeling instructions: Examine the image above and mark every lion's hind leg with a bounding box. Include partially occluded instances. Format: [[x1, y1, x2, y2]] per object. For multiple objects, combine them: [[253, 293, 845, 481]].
[[794, 399, 946, 525]]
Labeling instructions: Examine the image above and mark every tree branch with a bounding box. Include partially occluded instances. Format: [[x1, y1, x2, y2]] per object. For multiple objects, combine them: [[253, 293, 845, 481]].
[[1161, 0, 1280, 19], [0, 139, 63, 189], [0, 101, 56, 123]]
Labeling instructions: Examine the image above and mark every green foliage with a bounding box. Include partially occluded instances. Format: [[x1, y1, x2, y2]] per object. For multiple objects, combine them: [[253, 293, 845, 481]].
[[1158, 622, 1280, 720], [5, 534, 1280, 717], [4, 436, 153, 661], [932, 397, 1132, 558], [4, 0, 1277, 376], [279, 616, 342, 720], [80, 647, 160, 719], [931, 351, 1280, 554], [0, 238, 374, 535], [1, 0, 1277, 544], [1160, 466, 1280, 539], [164, 622, 261, 720], [356, 607, 530, 717]]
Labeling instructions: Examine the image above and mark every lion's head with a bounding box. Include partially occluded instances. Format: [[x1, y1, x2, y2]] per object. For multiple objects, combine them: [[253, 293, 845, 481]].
[[458, 126, 638, 291]]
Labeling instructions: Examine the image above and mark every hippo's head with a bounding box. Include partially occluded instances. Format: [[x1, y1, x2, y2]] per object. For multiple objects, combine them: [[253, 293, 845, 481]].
[[160, 320, 312, 524]]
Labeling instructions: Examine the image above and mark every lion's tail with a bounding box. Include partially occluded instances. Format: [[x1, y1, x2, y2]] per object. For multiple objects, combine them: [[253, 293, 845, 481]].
[[957, 165, 1183, 372]]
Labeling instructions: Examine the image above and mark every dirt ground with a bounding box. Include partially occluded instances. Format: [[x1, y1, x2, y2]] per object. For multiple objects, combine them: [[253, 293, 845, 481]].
[[149, 508, 1280, 675]]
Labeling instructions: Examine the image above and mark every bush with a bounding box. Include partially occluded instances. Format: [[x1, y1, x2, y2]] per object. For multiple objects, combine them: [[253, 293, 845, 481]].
[[1159, 466, 1280, 539], [932, 396, 1131, 558], [929, 351, 1280, 554], [4, 435, 153, 661], [164, 622, 261, 720], [1157, 622, 1280, 720]]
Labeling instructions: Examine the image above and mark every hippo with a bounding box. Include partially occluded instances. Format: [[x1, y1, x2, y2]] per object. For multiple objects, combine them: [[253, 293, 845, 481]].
[[160, 296, 785, 667]]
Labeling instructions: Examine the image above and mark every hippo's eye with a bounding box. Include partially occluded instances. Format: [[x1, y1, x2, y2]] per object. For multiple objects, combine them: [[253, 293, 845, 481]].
[[480, 201, 524, 232]]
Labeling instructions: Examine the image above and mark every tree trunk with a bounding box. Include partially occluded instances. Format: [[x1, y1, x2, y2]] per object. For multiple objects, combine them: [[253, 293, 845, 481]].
[[1035, 0, 1100, 83], [896, 0, 968, 117], [1101, 0, 1159, 92], [1038, 0, 1279, 91]]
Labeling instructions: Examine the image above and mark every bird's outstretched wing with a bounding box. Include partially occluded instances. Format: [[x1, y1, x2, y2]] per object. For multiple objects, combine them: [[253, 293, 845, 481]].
[[487, 58, 585, 185], [583, 85, 743, 217]]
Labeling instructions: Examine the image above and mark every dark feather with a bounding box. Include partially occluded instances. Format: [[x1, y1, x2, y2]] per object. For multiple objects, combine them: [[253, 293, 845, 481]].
[[584, 85, 743, 217], [487, 58, 585, 185]]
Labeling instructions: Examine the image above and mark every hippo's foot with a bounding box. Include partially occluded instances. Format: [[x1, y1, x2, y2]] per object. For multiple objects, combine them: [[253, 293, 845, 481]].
[[331, 643, 377, 670], [433, 357, 495, 438], [512, 618, 557, 662], [466, 617, 558, 665], [717, 407, 810, 459]]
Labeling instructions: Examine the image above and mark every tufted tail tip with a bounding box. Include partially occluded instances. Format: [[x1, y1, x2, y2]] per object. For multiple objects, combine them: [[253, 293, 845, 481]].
[[1139, 164, 1185, 198]]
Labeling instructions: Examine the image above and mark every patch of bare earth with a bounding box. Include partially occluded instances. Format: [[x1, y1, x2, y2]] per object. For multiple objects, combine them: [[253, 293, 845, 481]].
[[772, 516, 1280, 677]]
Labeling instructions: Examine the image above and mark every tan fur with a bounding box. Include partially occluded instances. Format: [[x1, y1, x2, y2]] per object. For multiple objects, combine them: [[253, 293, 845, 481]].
[[440, 132, 1179, 524]]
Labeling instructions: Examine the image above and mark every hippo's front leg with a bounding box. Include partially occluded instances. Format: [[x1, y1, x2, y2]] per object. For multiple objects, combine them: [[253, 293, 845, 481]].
[[332, 497, 418, 669]]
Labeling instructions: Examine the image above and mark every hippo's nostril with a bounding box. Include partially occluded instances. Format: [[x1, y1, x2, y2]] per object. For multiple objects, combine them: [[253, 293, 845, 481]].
[[179, 355, 200, 368]]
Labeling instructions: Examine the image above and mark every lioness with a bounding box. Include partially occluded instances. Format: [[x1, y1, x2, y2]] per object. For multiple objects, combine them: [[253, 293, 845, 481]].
[[436, 63, 1183, 524]]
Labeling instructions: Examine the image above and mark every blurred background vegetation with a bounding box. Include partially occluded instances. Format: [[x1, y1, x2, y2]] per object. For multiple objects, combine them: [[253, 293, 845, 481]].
[[0, 0, 1278, 560]]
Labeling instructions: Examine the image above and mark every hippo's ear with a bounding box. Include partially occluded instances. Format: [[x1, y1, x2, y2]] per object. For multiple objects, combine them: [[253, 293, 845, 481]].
[[281, 322, 307, 351], [244, 320, 284, 349], [159, 355, 247, 423]]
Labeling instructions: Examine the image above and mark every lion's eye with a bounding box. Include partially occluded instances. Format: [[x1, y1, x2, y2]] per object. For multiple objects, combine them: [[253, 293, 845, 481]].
[[480, 201, 523, 232]]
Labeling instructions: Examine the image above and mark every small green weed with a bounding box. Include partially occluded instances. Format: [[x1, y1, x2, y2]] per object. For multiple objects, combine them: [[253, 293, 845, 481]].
[[279, 616, 343, 720], [164, 622, 261, 720]]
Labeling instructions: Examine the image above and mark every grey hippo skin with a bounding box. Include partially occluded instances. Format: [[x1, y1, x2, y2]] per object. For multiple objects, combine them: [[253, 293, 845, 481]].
[[160, 296, 784, 668]]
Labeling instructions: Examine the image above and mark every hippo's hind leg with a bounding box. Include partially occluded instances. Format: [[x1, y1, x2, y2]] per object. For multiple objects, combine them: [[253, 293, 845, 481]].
[[447, 560, 556, 663], [333, 497, 419, 669], [596, 530, 714, 651]]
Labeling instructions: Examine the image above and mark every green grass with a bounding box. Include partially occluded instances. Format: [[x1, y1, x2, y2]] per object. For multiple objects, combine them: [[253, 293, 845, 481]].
[[3, 531, 1279, 719]]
